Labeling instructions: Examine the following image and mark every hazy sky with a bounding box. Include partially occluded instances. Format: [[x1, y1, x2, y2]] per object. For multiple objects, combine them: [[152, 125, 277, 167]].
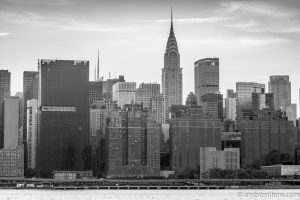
[[1, 0, 300, 115]]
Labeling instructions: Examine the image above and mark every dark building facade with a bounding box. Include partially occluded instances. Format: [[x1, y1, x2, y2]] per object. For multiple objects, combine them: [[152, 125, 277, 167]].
[[37, 60, 90, 175], [201, 93, 223, 120], [238, 110, 296, 167], [0, 70, 11, 148], [89, 81, 103, 106], [170, 105, 222, 171], [23, 71, 38, 143], [106, 104, 160, 177]]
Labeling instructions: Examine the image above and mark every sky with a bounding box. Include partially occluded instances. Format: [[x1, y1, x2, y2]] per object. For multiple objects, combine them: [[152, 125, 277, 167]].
[[0, 0, 300, 116]]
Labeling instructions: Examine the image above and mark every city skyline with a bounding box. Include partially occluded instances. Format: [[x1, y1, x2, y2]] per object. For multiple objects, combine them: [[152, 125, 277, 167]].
[[0, 0, 300, 116]]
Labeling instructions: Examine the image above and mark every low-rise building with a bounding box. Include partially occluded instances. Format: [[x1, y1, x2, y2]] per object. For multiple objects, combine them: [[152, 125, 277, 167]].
[[199, 147, 240, 177], [0, 146, 24, 177], [53, 171, 93, 180], [262, 165, 300, 177]]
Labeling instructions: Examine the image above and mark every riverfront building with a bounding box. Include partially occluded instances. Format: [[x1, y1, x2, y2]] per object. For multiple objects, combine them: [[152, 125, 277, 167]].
[[238, 110, 296, 167], [37, 59, 90, 175], [199, 147, 240, 176], [0, 70, 11, 148], [106, 105, 160, 177], [170, 105, 222, 171], [0, 146, 24, 177]]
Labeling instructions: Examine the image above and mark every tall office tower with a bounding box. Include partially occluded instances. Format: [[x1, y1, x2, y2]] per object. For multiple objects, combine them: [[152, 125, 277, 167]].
[[106, 105, 160, 177], [90, 100, 117, 177], [225, 98, 237, 121], [112, 82, 136, 109], [135, 83, 160, 109], [268, 75, 291, 111], [0, 70, 11, 148], [89, 81, 103, 106], [23, 72, 38, 144], [201, 93, 223, 119], [194, 58, 219, 106], [3, 97, 19, 149], [252, 93, 274, 112], [14, 92, 24, 130], [102, 75, 125, 101], [150, 94, 165, 124], [238, 110, 296, 167], [170, 105, 222, 171], [27, 99, 38, 170], [285, 104, 297, 126], [236, 82, 265, 120], [38, 60, 89, 175], [162, 11, 183, 123]]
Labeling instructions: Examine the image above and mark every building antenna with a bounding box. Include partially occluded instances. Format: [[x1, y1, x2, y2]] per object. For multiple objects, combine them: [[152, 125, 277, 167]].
[[97, 49, 100, 81], [94, 63, 98, 81]]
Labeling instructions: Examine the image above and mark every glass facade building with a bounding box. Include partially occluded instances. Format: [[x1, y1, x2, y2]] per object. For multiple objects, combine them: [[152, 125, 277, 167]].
[[236, 82, 265, 120], [37, 60, 90, 175], [194, 58, 219, 106]]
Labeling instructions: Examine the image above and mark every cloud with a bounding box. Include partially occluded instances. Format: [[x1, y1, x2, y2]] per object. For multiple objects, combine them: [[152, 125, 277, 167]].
[[0, 11, 139, 33], [0, 32, 10, 36], [153, 16, 232, 24], [60, 22, 139, 33], [2, 0, 88, 6], [181, 36, 289, 47], [217, 1, 300, 36]]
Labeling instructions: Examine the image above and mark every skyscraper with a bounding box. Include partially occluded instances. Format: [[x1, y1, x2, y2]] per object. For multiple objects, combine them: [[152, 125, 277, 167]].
[[27, 99, 38, 170], [37, 59, 89, 175], [194, 58, 219, 105], [0, 70, 11, 148], [23, 71, 38, 145], [236, 82, 265, 120], [162, 10, 183, 122], [106, 105, 160, 177], [4, 96, 19, 149], [268, 75, 291, 110]]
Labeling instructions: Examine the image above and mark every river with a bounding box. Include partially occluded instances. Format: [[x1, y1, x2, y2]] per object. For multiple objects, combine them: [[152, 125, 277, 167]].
[[1, 189, 300, 200]]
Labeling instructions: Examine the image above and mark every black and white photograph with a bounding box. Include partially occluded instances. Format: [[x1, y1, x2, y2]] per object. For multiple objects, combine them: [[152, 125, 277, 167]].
[[0, 0, 300, 199]]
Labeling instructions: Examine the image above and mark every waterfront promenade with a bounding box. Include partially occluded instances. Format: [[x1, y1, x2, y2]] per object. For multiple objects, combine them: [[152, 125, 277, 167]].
[[1, 178, 300, 190]]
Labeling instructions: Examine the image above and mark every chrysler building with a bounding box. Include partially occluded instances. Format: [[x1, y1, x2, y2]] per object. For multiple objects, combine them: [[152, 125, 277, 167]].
[[162, 10, 183, 122]]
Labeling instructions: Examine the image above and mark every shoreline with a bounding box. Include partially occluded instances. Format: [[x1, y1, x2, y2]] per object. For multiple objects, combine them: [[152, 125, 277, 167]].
[[1, 185, 300, 190]]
